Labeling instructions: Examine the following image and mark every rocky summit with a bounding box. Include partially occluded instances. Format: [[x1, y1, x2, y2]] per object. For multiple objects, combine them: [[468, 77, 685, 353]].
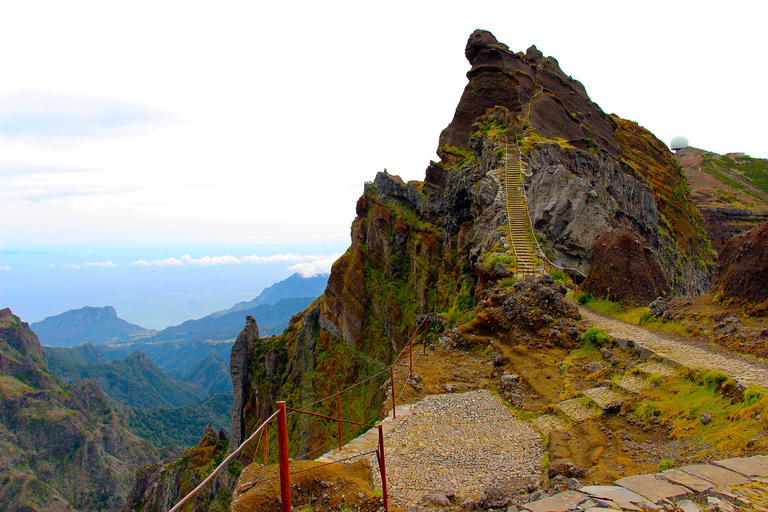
[[125, 30, 766, 512]]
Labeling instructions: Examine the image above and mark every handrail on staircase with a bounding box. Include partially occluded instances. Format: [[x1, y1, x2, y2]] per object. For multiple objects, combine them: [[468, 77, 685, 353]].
[[501, 134, 537, 276], [500, 133, 587, 280]]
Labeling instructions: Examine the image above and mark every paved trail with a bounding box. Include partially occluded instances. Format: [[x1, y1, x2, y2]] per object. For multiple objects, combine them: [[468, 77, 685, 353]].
[[320, 390, 543, 508], [577, 305, 768, 388]]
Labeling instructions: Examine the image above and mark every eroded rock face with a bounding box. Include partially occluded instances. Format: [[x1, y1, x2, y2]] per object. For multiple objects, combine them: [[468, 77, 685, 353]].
[[526, 145, 658, 269], [456, 275, 581, 348], [230, 315, 258, 448], [442, 30, 618, 157], [713, 220, 768, 303], [581, 229, 671, 306]]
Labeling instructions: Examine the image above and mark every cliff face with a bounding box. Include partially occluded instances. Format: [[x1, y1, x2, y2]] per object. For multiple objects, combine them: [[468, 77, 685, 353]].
[[0, 308, 159, 512]]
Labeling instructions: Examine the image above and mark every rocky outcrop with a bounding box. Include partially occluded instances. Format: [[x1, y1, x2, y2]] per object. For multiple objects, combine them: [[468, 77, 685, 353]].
[[122, 426, 233, 512], [713, 220, 768, 304], [0, 309, 160, 511], [455, 275, 581, 348], [580, 229, 671, 306], [442, 30, 618, 158], [230, 315, 258, 448], [525, 144, 658, 271]]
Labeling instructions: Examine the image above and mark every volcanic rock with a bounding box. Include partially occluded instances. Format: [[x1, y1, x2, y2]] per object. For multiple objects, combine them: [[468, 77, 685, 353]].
[[581, 229, 671, 306], [712, 220, 768, 304]]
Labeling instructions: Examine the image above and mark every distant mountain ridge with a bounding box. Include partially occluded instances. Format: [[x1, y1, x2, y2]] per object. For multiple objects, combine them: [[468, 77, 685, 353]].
[[44, 347, 208, 409], [31, 305, 154, 347], [212, 273, 328, 317]]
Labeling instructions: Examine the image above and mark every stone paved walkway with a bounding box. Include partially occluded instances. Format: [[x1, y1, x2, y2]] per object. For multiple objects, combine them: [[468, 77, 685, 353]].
[[577, 305, 768, 388], [320, 390, 544, 508]]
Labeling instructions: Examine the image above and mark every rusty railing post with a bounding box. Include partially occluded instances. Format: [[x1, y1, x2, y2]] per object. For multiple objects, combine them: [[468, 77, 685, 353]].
[[409, 333, 413, 381], [337, 391, 342, 451], [423, 320, 427, 354], [263, 421, 268, 465], [390, 366, 396, 419], [378, 424, 389, 512], [276, 401, 291, 512]]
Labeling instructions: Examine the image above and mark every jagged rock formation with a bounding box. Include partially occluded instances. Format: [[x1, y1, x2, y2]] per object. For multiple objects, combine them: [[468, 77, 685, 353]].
[[0, 308, 160, 511], [580, 229, 671, 306], [230, 315, 258, 448], [712, 220, 768, 304], [454, 274, 581, 348], [676, 146, 768, 250]]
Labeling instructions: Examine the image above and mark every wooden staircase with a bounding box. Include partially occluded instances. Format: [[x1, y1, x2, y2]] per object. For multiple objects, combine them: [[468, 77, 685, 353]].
[[504, 143, 538, 277]]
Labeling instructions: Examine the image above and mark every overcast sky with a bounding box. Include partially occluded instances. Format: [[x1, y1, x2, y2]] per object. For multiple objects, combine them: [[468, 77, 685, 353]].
[[2, 0, 766, 251]]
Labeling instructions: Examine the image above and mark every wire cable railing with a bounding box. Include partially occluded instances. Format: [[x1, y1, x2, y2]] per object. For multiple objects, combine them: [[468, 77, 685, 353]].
[[168, 317, 431, 512]]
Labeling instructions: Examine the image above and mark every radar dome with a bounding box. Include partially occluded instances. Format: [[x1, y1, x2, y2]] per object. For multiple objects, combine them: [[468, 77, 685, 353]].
[[670, 136, 689, 150]]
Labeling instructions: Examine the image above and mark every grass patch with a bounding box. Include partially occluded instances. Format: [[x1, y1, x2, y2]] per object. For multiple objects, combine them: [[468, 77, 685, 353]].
[[637, 375, 768, 453]]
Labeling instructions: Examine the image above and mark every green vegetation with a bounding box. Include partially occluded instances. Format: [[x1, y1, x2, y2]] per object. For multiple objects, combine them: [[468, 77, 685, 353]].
[[45, 350, 208, 409], [582, 327, 611, 346], [127, 393, 233, 447], [633, 369, 768, 453]]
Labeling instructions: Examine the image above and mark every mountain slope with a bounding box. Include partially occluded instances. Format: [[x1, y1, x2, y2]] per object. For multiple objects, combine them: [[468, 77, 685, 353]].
[[181, 351, 232, 395], [44, 349, 208, 409], [0, 308, 160, 511], [147, 296, 316, 342], [677, 146, 768, 249], [31, 306, 154, 347]]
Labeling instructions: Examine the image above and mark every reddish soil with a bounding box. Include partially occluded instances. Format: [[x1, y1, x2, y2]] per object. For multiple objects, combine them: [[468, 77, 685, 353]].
[[714, 220, 768, 305], [581, 229, 670, 306]]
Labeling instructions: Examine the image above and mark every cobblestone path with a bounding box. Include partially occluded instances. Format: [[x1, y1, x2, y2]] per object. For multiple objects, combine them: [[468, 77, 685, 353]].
[[577, 304, 768, 388], [370, 390, 543, 507], [321, 390, 544, 508]]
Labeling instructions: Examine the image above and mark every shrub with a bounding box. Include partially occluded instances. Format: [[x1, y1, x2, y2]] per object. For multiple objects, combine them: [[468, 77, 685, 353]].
[[658, 459, 674, 471], [582, 328, 611, 346], [702, 370, 730, 389], [574, 291, 593, 305], [745, 388, 764, 402]]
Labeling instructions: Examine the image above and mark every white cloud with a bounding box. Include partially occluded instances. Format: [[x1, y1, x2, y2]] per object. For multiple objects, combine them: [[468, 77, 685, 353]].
[[0, 265, 10, 271], [287, 254, 342, 278], [83, 260, 118, 268], [67, 264, 81, 269], [130, 252, 331, 268]]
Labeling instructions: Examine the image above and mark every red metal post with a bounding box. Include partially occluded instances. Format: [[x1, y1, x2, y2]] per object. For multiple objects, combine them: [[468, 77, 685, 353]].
[[378, 424, 389, 512], [276, 401, 291, 512], [390, 366, 396, 419], [336, 391, 342, 451], [263, 422, 268, 466]]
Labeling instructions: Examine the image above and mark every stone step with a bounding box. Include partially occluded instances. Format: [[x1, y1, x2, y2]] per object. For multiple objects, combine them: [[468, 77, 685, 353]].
[[555, 398, 600, 422], [530, 414, 568, 433], [612, 375, 648, 395], [582, 387, 626, 412], [634, 360, 677, 378]]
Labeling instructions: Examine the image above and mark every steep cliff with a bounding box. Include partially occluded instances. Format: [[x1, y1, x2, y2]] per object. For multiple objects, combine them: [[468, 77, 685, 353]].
[[0, 308, 160, 511]]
